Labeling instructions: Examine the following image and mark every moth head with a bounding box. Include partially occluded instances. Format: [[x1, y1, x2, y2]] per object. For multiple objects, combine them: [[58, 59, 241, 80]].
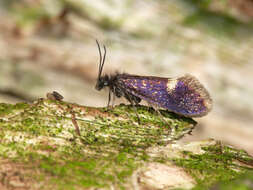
[[95, 75, 110, 90], [95, 40, 108, 91]]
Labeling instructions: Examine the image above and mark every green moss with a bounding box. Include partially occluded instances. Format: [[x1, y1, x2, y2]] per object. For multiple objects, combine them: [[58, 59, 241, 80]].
[[0, 99, 252, 189], [172, 143, 253, 189], [14, 102, 30, 110], [0, 102, 29, 117], [211, 170, 253, 190], [0, 141, 142, 189], [0, 103, 14, 116], [182, 0, 253, 38], [0, 99, 194, 188], [183, 10, 246, 37]]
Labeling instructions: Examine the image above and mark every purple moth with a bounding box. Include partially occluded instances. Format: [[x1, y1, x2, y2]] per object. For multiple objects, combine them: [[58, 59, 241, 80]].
[[95, 41, 212, 118]]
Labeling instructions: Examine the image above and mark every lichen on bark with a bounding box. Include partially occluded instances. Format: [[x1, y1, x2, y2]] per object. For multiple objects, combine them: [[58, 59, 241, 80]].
[[0, 99, 252, 190]]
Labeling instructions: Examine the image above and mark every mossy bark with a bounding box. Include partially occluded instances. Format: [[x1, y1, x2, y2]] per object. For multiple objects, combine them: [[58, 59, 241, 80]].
[[0, 99, 252, 190]]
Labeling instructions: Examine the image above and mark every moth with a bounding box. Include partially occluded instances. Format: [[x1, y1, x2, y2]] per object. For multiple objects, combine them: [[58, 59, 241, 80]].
[[95, 41, 212, 117]]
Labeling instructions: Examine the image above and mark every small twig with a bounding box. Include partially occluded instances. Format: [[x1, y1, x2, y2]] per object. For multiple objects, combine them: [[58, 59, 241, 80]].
[[46, 91, 81, 136], [71, 111, 81, 136]]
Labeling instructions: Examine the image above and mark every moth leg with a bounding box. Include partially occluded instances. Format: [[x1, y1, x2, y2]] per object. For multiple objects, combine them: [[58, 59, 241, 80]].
[[129, 102, 141, 124], [124, 92, 141, 124], [133, 96, 141, 105], [132, 104, 141, 124], [107, 90, 111, 109], [108, 86, 123, 109], [114, 86, 123, 98], [148, 103, 171, 130], [111, 93, 116, 107]]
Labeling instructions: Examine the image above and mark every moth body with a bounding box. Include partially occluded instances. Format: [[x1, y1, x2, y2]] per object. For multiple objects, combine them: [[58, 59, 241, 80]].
[[95, 41, 212, 117]]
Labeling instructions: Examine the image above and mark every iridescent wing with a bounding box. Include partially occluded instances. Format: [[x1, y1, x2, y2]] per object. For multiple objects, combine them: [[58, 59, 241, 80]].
[[117, 74, 212, 117]]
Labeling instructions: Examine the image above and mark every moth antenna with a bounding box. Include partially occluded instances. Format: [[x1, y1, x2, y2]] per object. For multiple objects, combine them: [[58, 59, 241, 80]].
[[96, 40, 103, 79], [101, 45, 106, 74]]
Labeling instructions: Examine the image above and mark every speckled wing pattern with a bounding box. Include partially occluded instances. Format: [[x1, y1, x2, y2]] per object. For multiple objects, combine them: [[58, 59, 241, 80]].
[[117, 74, 212, 117]]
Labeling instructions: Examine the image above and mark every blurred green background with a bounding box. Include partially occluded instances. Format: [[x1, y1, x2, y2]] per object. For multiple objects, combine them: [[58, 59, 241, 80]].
[[0, 0, 253, 155]]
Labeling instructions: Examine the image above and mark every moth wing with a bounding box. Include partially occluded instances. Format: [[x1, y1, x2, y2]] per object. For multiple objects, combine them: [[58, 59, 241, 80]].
[[117, 74, 212, 117]]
